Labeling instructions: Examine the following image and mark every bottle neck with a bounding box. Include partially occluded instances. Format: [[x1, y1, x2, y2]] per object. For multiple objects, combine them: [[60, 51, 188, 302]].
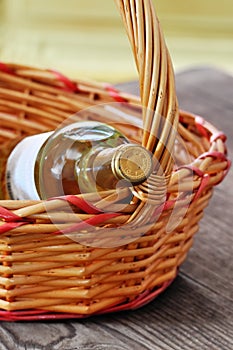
[[75, 144, 153, 193]]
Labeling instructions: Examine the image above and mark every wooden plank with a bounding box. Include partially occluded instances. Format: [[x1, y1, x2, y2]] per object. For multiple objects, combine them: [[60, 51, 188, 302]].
[[0, 67, 232, 350]]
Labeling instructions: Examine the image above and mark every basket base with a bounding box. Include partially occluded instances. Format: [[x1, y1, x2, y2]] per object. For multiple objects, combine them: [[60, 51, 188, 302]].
[[0, 278, 175, 321]]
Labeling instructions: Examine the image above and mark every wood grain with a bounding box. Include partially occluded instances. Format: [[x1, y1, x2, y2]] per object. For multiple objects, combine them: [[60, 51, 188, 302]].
[[0, 67, 232, 350]]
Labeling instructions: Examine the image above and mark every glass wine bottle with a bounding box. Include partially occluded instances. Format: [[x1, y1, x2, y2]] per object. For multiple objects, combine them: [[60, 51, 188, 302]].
[[6, 121, 153, 200]]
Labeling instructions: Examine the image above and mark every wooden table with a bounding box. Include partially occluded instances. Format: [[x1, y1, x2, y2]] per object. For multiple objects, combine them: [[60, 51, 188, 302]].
[[0, 67, 232, 350]]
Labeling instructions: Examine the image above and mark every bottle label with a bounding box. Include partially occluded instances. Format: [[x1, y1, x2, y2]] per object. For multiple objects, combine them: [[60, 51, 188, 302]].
[[6, 132, 52, 200]]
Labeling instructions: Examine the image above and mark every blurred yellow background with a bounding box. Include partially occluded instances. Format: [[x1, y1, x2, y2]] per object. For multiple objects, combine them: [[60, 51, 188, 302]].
[[0, 0, 232, 82]]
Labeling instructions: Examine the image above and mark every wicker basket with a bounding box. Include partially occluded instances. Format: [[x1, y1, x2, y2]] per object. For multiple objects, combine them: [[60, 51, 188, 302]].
[[0, 0, 230, 321]]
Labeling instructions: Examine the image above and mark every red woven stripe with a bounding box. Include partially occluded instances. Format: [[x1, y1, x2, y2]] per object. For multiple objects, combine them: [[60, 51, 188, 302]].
[[0, 62, 15, 75], [193, 174, 210, 201], [105, 84, 127, 103], [0, 222, 25, 234], [63, 195, 102, 214], [226, 159, 232, 175], [210, 132, 227, 143], [0, 206, 23, 222], [177, 166, 211, 202], [195, 116, 209, 139], [0, 310, 49, 322], [151, 199, 172, 219], [48, 69, 79, 92], [49, 195, 102, 214], [198, 151, 228, 162], [53, 212, 120, 235]]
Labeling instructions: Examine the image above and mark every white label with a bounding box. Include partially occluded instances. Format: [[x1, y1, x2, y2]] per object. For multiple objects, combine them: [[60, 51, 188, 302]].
[[6, 132, 52, 200]]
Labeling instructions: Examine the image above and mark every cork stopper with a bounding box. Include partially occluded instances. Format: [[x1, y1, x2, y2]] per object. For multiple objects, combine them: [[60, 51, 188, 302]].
[[112, 144, 153, 185]]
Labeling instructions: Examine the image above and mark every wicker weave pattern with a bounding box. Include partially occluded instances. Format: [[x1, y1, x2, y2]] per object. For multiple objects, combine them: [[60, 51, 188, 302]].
[[0, 0, 230, 320]]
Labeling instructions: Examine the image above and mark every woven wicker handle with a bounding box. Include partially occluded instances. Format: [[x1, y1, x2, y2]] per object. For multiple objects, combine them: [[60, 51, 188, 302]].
[[115, 0, 179, 178]]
